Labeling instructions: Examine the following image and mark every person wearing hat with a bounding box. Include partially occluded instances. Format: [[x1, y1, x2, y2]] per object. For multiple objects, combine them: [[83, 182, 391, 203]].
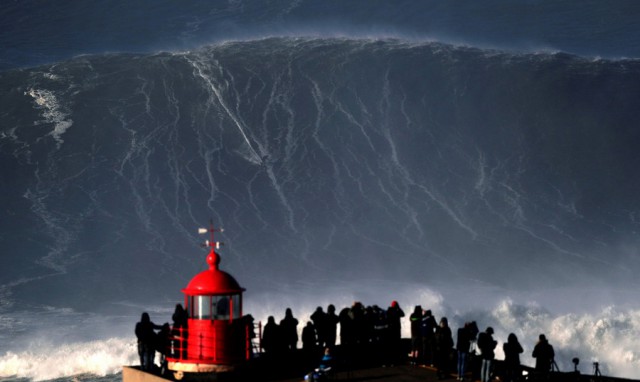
[[477, 326, 497, 382], [386, 300, 405, 364]]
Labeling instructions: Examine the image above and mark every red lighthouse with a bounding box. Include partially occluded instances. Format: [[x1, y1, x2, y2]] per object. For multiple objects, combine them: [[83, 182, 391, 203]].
[[167, 223, 251, 379]]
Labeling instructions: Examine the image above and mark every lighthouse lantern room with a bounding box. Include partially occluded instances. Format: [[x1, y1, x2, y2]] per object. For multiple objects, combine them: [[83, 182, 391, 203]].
[[167, 223, 251, 377]]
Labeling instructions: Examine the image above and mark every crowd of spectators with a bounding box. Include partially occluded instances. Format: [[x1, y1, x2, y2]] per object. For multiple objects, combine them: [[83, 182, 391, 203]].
[[135, 300, 557, 381], [259, 301, 557, 381]]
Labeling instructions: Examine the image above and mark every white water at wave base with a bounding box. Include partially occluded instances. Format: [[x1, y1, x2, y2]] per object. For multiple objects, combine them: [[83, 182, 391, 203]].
[[0, 338, 136, 381], [1, 284, 640, 381]]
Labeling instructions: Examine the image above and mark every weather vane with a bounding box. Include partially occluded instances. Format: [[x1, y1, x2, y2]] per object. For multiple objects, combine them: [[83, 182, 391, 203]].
[[198, 220, 224, 250]]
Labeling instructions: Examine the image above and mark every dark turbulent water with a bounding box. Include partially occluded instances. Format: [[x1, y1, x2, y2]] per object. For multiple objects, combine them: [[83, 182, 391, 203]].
[[2, 1, 640, 380]]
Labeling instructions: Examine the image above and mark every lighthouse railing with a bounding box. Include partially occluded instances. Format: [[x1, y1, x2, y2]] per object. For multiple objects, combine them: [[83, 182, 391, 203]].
[[249, 321, 262, 358], [165, 316, 253, 365], [168, 326, 188, 360]]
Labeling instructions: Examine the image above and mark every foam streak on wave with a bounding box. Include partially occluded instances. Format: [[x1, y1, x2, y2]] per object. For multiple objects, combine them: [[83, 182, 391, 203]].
[[185, 55, 263, 165], [25, 88, 73, 149]]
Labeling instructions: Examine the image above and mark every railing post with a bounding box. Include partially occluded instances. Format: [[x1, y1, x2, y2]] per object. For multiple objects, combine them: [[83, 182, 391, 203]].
[[245, 321, 250, 360], [180, 326, 185, 360]]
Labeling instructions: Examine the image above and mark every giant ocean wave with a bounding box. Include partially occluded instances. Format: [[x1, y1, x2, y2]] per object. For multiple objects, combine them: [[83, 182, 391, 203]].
[[2, 37, 640, 379]]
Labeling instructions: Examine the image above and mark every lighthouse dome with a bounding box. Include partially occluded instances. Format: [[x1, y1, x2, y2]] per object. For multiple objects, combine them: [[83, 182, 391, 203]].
[[182, 269, 244, 295], [182, 249, 245, 295]]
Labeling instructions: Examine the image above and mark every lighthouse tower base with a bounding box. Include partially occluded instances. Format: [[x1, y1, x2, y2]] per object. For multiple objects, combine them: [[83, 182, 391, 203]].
[[168, 361, 237, 379]]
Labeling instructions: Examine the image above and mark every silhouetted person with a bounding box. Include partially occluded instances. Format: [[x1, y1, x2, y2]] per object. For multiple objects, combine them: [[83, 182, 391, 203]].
[[467, 321, 479, 342], [387, 300, 405, 363], [435, 317, 454, 379], [456, 322, 473, 381], [409, 305, 423, 365], [387, 300, 405, 340], [262, 316, 280, 354], [318, 347, 334, 373], [421, 309, 437, 365], [338, 306, 354, 346], [371, 306, 387, 342], [304, 347, 334, 382], [156, 323, 171, 373], [364, 305, 377, 344], [503, 333, 523, 382], [371, 306, 390, 365], [477, 327, 497, 382], [350, 302, 366, 344], [280, 308, 299, 350], [532, 334, 555, 374], [325, 304, 339, 348], [466, 321, 480, 380], [171, 304, 188, 358], [302, 321, 318, 352], [135, 312, 162, 371], [311, 306, 327, 348]]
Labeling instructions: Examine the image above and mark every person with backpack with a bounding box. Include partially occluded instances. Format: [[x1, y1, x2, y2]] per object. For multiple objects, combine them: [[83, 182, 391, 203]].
[[477, 327, 497, 382], [409, 305, 423, 365]]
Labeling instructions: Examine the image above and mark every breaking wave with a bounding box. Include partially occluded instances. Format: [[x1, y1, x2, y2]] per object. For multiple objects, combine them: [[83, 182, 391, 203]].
[[0, 338, 136, 381], [2, 294, 640, 380]]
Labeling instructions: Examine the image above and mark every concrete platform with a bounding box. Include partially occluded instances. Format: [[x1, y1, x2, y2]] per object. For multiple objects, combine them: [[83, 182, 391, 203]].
[[123, 366, 174, 382], [123, 363, 452, 382], [274, 364, 451, 382]]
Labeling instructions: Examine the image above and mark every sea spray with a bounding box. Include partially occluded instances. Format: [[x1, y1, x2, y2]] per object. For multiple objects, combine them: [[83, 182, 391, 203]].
[[468, 300, 640, 377], [248, 282, 640, 378], [0, 338, 137, 381], [2, 290, 640, 380]]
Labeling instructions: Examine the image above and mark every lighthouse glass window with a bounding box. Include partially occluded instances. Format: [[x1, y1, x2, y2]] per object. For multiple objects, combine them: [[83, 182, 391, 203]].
[[212, 296, 229, 319], [190, 295, 212, 319], [211, 295, 240, 320]]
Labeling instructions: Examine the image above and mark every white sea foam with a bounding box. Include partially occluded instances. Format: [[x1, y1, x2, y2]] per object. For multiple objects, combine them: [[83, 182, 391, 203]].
[[246, 282, 640, 380], [25, 88, 73, 148], [2, 286, 640, 380], [0, 338, 137, 381], [459, 300, 640, 379]]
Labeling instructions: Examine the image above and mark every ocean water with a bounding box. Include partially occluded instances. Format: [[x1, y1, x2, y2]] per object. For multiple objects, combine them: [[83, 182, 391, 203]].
[[2, 1, 640, 380]]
